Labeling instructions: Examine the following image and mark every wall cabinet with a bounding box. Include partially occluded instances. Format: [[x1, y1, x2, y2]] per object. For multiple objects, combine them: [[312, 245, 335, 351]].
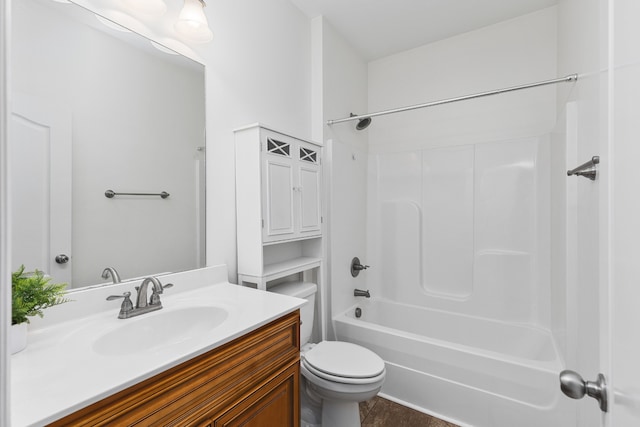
[[235, 124, 323, 290], [48, 311, 300, 427], [263, 140, 322, 241], [236, 124, 322, 244]]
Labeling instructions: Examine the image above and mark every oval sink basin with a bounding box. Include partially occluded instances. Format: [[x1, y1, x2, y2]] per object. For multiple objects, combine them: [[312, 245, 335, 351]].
[[93, 306, 229, 356]]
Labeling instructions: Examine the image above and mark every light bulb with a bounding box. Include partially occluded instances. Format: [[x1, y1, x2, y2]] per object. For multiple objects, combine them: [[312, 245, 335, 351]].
[[175, 0, 213, 43]]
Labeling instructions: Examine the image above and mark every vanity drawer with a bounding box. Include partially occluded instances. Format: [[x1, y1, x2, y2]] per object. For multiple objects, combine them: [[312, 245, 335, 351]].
[[49, 310, 300, 427]]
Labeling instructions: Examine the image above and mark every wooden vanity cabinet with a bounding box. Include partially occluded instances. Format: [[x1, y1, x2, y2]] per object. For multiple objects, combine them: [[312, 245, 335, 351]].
[[49, 311, 300, 427]]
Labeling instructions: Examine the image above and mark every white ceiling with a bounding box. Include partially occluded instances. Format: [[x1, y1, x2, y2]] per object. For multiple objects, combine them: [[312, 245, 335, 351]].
[[289, 0, 558, 61]]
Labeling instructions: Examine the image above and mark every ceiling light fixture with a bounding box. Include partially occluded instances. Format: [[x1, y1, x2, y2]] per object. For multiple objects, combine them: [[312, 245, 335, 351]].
[[175, 0, 213, 43]]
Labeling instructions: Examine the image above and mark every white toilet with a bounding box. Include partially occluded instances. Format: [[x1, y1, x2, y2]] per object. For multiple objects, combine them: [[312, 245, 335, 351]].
[[270, 281, 386, 427]]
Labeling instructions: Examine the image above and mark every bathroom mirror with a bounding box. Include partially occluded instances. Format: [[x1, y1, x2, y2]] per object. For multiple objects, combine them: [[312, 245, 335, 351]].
[[10, 0, 206, 289]]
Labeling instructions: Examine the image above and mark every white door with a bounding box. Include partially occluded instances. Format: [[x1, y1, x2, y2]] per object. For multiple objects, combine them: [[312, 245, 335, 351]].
[[263, 153, 295, 242], [297, 143, 321, 236], [607, 0, 640, 425], [10, 94, 72, 284], [563, 2, 640, 424]]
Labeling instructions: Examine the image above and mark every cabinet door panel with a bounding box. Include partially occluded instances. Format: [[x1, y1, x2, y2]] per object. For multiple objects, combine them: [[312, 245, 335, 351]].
[[298, 165, 321, 235], [264, 157, 295, 241], [213, 364, 299, 427]]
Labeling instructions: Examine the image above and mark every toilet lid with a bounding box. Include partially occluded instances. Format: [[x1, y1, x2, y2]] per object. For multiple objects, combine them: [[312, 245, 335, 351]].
[[303, 341, 385, 379]]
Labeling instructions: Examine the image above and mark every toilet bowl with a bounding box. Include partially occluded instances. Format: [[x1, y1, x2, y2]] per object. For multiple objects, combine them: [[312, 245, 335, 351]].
[[270, 281, 386, 427]]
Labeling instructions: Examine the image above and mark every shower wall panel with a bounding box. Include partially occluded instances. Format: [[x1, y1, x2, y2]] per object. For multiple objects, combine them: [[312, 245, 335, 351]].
[[422, 146, 474, 298], [372, 136, 550, 326]]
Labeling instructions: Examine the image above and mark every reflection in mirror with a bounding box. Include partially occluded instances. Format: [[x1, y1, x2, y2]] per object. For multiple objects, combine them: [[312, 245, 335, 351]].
[[10, 0, 206, 290]]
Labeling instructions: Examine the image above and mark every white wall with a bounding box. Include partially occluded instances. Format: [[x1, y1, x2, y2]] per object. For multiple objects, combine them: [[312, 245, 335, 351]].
[[368, 7, 558, 153], [364, 8, 558, 327], [311, 17, 369, 338], [204, 0, 312, 282]]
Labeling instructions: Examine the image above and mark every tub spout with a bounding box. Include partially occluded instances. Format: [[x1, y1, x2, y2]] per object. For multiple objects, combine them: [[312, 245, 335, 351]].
[[354, 289, 370, 298]]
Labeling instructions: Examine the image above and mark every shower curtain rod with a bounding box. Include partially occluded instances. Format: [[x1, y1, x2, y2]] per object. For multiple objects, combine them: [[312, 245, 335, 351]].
[[326, 74, 578, 126]]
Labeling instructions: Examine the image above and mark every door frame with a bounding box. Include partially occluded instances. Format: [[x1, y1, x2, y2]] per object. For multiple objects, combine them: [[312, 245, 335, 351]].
[[1, 0, 12, 425]]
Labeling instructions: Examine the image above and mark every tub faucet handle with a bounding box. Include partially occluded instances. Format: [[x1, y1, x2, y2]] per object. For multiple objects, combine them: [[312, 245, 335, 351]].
[[351, 257, 370, 277]]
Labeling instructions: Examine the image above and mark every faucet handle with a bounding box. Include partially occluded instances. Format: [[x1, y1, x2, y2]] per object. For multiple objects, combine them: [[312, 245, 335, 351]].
[[150, 283, 173, 306], [350, 257, 371, 277], [106, 291, 131, 301], [106, 292, 134, 319]]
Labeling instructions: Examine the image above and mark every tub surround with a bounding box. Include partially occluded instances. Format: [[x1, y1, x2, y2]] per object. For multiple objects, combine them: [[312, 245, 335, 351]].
[[11, 265, 305, 426], [335, 299, 572, 427]]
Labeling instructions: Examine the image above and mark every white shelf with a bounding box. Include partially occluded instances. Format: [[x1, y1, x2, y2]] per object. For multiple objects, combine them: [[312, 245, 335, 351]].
[[238, 256, 321, 290], [264, 257, 321, 279]]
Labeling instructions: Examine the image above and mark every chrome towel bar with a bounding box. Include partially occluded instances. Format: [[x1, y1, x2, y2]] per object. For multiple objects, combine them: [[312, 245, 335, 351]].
[[105, 189, 170, 199]]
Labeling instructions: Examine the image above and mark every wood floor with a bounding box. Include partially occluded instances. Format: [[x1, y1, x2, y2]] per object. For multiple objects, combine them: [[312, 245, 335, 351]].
[[359, 397, 460, 427]]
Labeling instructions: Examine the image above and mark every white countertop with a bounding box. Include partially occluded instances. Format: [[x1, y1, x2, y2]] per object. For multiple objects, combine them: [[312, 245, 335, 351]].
[[11, 267, 304, 427]]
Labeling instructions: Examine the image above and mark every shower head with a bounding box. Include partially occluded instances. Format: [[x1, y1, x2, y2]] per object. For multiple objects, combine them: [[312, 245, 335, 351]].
[[350, 113, 372, 130]]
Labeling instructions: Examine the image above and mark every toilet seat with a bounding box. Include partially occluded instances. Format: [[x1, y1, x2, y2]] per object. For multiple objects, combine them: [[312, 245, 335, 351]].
[[302, 341, 385, 385]]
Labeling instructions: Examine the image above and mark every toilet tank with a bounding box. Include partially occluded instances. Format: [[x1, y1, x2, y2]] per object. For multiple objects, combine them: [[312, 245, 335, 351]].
[[269, 281, 317, 346]]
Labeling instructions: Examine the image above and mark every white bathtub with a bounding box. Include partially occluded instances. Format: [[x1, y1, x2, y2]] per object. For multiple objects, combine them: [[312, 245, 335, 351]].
[[333, 298, 573, 427]]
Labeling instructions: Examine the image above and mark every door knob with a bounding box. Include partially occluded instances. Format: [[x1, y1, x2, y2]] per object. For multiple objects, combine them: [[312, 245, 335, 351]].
[[55, 254, 69, 264], [559, 370, 608, 412]]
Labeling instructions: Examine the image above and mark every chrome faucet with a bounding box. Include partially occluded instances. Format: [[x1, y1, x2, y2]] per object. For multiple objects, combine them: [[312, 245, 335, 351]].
[[136, 276, 170, 309], [354, 289, 371, 298], [101, 267, 121, 284], [106, 276, 173, 319]]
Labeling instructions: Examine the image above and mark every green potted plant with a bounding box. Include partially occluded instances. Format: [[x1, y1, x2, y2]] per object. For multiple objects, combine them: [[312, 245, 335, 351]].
[[11, 265, 70, 354]]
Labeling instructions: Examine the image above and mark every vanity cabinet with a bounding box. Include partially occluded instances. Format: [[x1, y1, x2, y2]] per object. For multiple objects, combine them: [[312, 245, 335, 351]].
[[235, 124, 324, 290], [48, 311, 300, 427]]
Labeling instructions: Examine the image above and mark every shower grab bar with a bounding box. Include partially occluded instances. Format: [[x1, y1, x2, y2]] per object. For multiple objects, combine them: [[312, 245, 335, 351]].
[[567, 156, 599, 181], [327, 74, 579, 125], [105, 189, 170, 199]]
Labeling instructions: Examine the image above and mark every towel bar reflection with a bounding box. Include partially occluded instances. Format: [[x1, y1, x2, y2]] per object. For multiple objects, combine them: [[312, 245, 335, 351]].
[[567, 156, 599, 181], [105, 190, 170, 199]]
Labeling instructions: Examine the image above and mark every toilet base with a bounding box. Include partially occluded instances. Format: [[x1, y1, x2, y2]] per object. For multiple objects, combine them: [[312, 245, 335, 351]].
[[300, 378, 322, 426], [322, 400, 360, 427]]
